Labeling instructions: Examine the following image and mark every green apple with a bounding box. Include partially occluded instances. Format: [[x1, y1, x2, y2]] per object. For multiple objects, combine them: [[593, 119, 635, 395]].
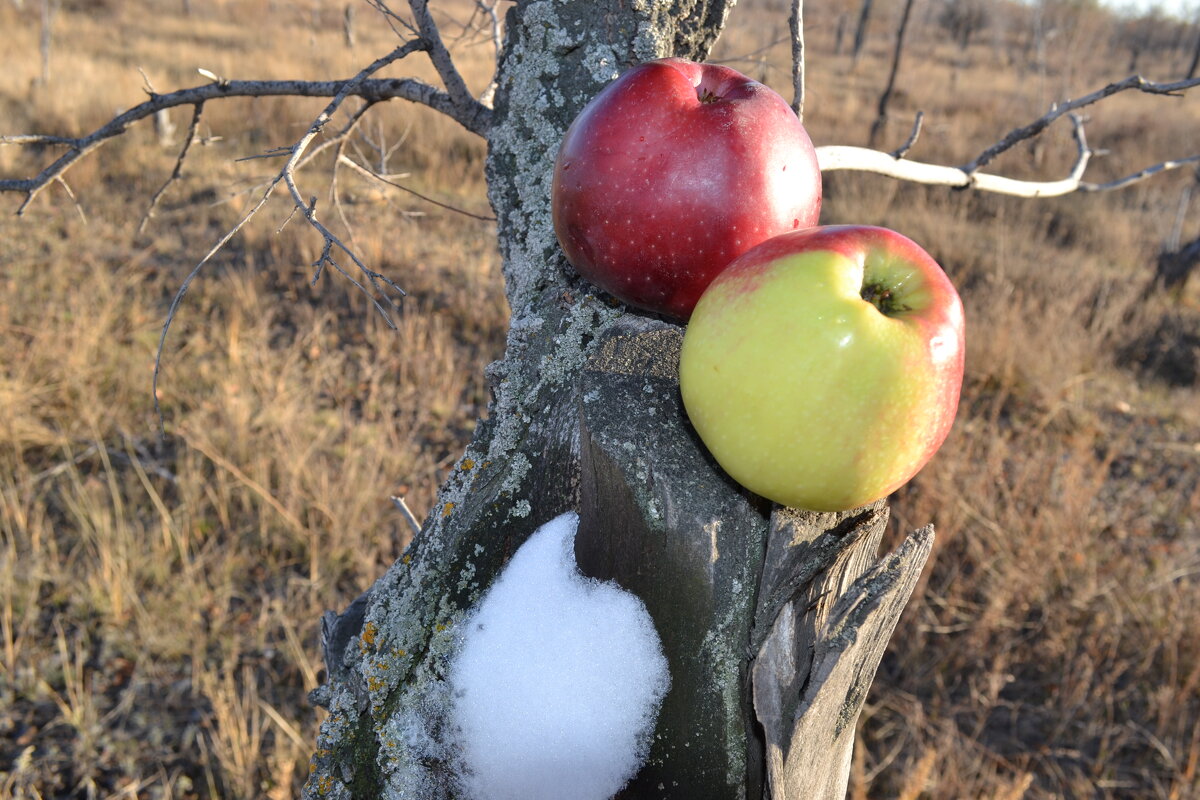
[[679, 225, 965, 512]]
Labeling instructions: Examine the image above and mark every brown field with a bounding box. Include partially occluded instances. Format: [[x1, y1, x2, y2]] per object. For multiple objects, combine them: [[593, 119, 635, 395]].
[[1, 0, 1198, 797]]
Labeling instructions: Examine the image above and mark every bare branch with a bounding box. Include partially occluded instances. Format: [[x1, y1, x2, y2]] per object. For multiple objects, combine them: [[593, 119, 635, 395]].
[[153, 45, 420, 432], [867, 0, 916, 148], [889, 111, 924, 159], [138, 102, 204, 234], [337, 154, 496, 221], [789, 0, 805, 120], [819, 115, 1094, 198], [1, 37, 494, 214], [965, 74, 1200, 174], [1082, 154, 1200, 192], [477, 0, 503, 107], [408, 0, 490, 122], [822, 70, 1200, 199], [54, 176, 86, 224]]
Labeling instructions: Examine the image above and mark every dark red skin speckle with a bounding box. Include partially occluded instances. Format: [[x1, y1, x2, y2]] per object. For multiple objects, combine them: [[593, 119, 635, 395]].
[[551, 58, 822, 320]]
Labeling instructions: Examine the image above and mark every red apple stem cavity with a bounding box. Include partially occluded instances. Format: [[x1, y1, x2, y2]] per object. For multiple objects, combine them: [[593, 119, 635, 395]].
[[692, 72, 723, 104]]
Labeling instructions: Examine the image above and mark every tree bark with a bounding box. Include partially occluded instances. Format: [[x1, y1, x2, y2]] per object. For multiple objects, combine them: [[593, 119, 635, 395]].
[[302, 2, 930, 798]]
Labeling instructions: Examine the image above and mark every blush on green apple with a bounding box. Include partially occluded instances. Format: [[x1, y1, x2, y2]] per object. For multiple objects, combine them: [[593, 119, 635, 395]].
[[679, 225, 965, 512], [551, 57, 821, 320]]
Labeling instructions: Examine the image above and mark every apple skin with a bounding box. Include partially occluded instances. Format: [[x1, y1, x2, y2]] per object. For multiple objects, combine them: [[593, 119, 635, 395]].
[[552, 57, 821, 320], [678, 225, 965, 512]]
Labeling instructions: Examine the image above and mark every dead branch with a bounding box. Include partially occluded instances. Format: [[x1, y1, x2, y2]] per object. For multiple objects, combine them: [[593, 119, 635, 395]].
[[1081, 154, 1200, 192], [867, 0, 916, 148], [964, 74, 1200, 174], [820, 72, 1200, 198], [476, 0, 503, 107], [138, 102, 204, 234], [0, 43, 492, 214], [789, 0, 805, 120], [336, 154, 496, 220], [890, 111, 924, 160], [820, 114, 1091, 198], [151, 44, 421, 430], [409, 0, 487, 120]]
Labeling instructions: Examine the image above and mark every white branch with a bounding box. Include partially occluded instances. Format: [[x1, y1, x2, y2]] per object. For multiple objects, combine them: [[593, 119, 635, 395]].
[[819, 114, 1092, 198], [821, 70, 1200, 199]]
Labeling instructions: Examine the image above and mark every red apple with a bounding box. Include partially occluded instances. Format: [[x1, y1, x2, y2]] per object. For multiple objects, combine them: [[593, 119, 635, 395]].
[[679, 225, 965, 512], [552, 58, 821, 319]]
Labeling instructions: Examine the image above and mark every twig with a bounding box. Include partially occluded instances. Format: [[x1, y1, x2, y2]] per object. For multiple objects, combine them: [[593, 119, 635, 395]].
[[476, 0, 503, 106], [138, 102, 204, 234], [154, 45, 423, 433], [867, 0, 916, 148], [337, 154, 496, 221], [54, 176, 86, 224], [152, 188, 276, 432], [391, 496, 423, 537], [789, 0, 805, 120], [365, 0, 418, 39], [889, 111, 924, 159], [0, 52, 492, 213], [965, 74, 1200, 174], [1081, 154, 1200, 192]]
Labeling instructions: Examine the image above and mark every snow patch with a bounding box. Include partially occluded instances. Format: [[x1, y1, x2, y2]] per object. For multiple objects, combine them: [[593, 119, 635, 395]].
[[449, 512, 669, 800]]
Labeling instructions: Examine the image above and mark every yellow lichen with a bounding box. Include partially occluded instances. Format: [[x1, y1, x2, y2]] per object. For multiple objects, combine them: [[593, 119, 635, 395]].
[[460, 458, 476, 471], [442, 502, 455, 517], [361, 621, 378, 648]]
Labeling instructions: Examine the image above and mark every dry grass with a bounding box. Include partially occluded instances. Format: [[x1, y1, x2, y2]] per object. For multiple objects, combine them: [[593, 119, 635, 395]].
[[1, 0, 1199, 798]]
